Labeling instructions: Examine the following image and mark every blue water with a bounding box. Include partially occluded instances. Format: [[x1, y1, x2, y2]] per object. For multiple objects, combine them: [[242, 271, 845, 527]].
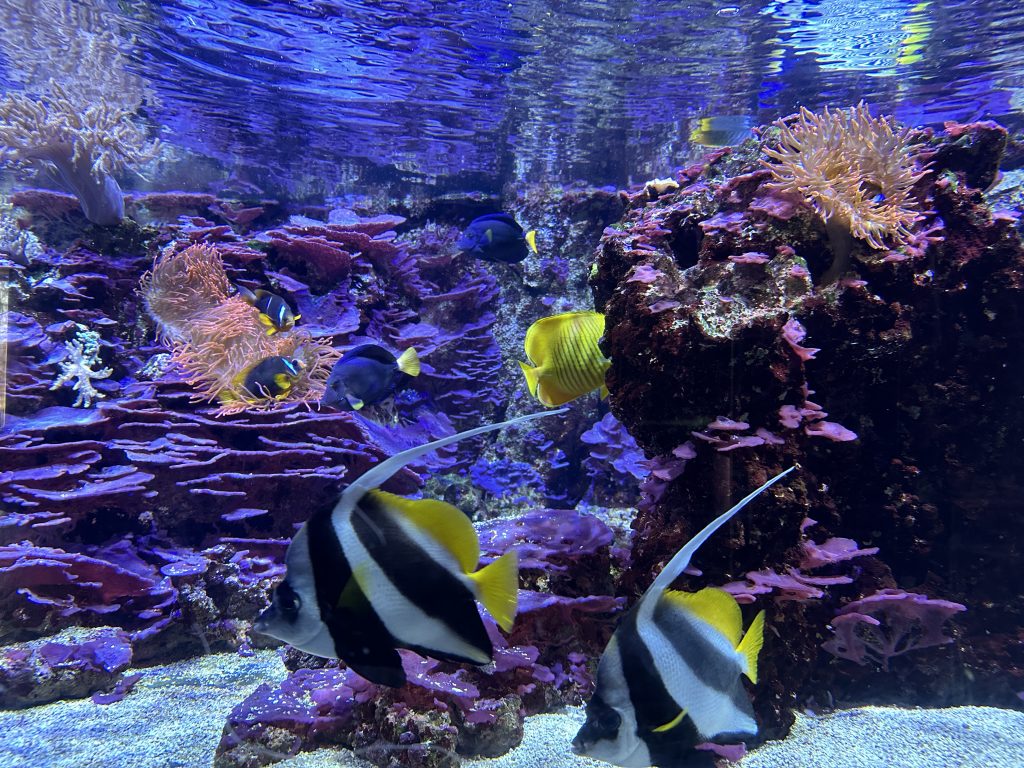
[[40, 0, 1024, 193]]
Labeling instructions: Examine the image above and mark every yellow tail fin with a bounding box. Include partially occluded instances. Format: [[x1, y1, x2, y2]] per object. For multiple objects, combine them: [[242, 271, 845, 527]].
[[737, 609, 766, 684], [518, 360, 540, 398], [525, 229, 538, 254], [469, 550, 519, 632], [396, 347, 420, 376]]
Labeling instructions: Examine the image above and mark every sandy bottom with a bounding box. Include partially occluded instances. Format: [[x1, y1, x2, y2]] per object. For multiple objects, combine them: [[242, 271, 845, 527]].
[[1, 650, 1022, 768]]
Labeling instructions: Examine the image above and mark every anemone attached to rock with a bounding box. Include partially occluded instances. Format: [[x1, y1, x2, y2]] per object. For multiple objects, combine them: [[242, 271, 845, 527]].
[[140, 244, 337, 414], [762, 103, 927, 282]]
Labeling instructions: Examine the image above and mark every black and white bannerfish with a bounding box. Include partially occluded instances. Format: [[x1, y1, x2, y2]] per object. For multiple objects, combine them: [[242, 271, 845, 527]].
[[573, 467, 796, 768], [254, 408, 567, 687]]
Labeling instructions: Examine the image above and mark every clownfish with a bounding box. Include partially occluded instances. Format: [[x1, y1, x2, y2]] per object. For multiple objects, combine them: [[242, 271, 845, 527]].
[[233, 283, 299, 335]]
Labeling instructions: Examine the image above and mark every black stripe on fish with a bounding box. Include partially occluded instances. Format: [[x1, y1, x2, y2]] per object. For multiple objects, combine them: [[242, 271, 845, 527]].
[[307, 505, 405, 686], [614, 607, 706, 760], [351, 493, 493, 665]]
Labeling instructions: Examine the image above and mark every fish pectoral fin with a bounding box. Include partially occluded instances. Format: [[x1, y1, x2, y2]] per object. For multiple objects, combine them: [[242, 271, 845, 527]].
[[599, 385, 609, 399], [736, 609, 766, 684], [349, 396, 365, 410], [273, 373, 293, 392], [661, 588, 743, 647], [485, 228, 494, 243], [257, 313, 276, 327], [652, 709, 688, 733], [366, 490, 480, 572], [396, 347, 421, 377], [525, 229, 538, 254], [468, 549, 519, 633], [518, 360, 540, 398]]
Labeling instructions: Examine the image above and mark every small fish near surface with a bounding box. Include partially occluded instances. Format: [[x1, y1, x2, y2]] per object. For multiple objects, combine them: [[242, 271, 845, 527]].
[[321, 344, 420, 411], [573, 467, 796, 768], [519, 310, 610, 407], [254, 408, 567, 687], [457, 213, 538, 263], [233, 283, 300, 335], [220, 355, 305, 404]]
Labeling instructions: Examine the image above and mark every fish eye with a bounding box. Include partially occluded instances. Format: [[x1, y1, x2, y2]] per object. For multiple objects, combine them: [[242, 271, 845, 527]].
[[275, 582, 302, 619]]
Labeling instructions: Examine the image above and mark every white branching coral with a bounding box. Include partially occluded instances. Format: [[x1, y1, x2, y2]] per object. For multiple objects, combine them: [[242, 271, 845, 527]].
[[0, 214, 42, 266], [763, 103, 927, 254], [50, 324, 113, 408], [0, 1, 160, 225]]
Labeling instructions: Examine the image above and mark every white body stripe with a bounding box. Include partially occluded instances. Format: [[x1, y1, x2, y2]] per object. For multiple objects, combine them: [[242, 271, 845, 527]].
[[589, 637, 653, 768], [336, 506, 490, 664], [639, 612, 755, 738]]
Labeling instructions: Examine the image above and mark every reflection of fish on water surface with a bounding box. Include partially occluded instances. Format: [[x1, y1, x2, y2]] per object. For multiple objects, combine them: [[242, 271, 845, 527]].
[[573, 467, 796, 768], [689, 115, 755, 148], [254, 409, 567, 687]]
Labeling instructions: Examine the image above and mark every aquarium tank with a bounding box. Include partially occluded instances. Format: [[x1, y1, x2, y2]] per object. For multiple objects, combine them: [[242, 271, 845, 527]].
[[1, 0, 1024, 767]]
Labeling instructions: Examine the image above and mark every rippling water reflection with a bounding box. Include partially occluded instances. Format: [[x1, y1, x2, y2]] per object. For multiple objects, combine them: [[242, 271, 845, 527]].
[[3, 0, 1024, 193]]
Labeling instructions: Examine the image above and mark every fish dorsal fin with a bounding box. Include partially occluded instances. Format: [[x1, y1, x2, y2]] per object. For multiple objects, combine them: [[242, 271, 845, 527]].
[[642, 467, 796, 605], [335, 409, 568, 522], [396, 347, 420, 376], [366, 489, 479, 572], [736, 609, 766, 684], [661, 588, 742, 647], [346, 344, 396, 365], [652, 709, 688, 733], [467, 549, 519, 632], [475, 212, 520, 229]]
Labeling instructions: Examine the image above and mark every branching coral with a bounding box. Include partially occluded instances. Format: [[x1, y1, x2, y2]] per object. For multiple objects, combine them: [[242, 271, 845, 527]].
[[140, 244, 336, 414], [763, 103, 927, 282], [49, 323, 112, 408], [0, 1, 160, 225]]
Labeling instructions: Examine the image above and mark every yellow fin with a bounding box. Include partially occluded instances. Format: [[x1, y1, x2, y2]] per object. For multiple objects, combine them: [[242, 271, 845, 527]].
[[600, 385, 609, 399], [294, 314, 301, 321], [258, 313, 276, 328], [736, 609, 765, 684], [396, 347, 420, 377], [351, 397, 364, 410], [468, 550, 519, 632], [536, 377, 582, 407], [661, 588, 743, 647], [518, 360, 540, 398], [367, 490, 479, 572], [485, 228, 494, 243], [525, 230, 538, 254], [273, 373, 293, 392], [652, 709, 687, 733]]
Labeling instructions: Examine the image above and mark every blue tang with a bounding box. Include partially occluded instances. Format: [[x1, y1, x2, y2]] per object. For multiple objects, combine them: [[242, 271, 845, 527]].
[[457, 213, 538, 263]]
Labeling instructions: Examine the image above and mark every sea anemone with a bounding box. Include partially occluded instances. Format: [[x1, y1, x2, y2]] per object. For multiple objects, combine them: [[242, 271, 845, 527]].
[[140, 244, 338, 414], [0, 3, 159, 226], [762, 103, 927, 282]]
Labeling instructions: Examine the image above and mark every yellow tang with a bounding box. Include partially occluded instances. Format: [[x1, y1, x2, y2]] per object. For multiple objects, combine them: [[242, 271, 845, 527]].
[[518, 311, 610, 407]]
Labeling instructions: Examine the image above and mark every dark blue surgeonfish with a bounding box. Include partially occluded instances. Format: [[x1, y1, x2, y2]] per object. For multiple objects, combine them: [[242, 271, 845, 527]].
[[321, 344, 420, 410], [573, 467, 796, 768], [457, 213, 538, 263], [253, 409, 567, 687]]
